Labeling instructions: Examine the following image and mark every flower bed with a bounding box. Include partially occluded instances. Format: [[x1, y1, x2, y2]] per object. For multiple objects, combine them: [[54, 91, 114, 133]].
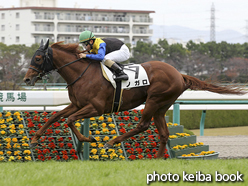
[[177, 151, 219, 160]]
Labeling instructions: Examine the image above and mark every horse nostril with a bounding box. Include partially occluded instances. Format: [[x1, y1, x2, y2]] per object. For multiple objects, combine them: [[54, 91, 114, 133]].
[[24, 78, 31, 84]]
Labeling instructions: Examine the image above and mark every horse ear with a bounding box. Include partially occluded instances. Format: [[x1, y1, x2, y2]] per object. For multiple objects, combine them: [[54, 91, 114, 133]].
[[43, 39, 49, 50], [40, 39, 44, 48]]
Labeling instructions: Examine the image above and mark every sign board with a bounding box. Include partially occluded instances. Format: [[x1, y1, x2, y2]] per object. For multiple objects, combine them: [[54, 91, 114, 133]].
[[0, 91, 70, 106]]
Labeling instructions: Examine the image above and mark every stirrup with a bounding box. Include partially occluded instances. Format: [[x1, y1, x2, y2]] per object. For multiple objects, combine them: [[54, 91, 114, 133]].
[[114, 74, 128, 81]]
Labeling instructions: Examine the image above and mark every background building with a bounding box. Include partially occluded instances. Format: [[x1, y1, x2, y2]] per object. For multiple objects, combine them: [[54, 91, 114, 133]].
[[0, 0, 154, 46]]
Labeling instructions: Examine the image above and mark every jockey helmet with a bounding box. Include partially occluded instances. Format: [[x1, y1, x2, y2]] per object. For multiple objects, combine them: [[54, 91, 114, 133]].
[[79, 31, 96, 43]]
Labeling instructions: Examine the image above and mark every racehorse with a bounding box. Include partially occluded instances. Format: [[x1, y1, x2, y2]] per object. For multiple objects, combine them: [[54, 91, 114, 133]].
[[23, 39, 245, 158]]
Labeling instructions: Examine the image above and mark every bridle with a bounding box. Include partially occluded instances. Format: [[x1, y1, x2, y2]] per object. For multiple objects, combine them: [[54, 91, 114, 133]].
[[29, 47, 92, 88]]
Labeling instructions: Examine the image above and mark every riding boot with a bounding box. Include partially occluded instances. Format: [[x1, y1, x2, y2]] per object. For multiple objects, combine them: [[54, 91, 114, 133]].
[[110, 62, 128, 81]]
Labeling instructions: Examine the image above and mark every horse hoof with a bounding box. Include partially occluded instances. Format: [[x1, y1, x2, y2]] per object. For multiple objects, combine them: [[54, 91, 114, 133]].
[[90, 136, 97, 142], [103, 143, 113, 149], [30, 143, 38, 149]]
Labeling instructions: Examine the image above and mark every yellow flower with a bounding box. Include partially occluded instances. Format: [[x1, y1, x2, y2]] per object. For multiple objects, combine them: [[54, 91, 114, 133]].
[[0, 151, 3, 155], [14, 151, 21, 155], [8, 156, 15, 161], [18, 117, 23, 121], [110, 130, 116, 135], [19, 130, 24, 135], [117, 149, 123, 154], [98, 143, 104, 148], [119, 155, 125, 160], [108, 124, 115, 128], [103, 136, 109, 141], [0, 119, 5, 124], [17, 156, 22, 160], [95, 136, 101, 141], [100, 149, 106, 154], [14, 112, 21, 116], [107, 117, 112, 122], [90, 149, 98, 155], [24, 150, 31, 155], [22, 143, 29, 147], [5, 112, 11, 117], [108, 149, 115, 153], [10, 129, 16, 134], [12, 138, 18, 143], [4, 138, 11, 143], [6, 143, 11, 149], [102, 128, 109, 133], [110, 153, 118, 159], [0, 113, 2, 117], [75, 122, 81, 127], [98, 116, 104, 121], [90, 155, 99, 160], [1, 131, 6, 135], [101, 123, 107, 128], [0, 156, 4, 161], [13, 143, 21, 148], [9, 124, 15, 129], [25, 156, 32, 161], [6, 118, 13, 123], [0, 124, 6, 128], [18, 124, 24, 129], [90, 117, 95, 121], [6, 151, 12, 155], [89, 131, 92, 135], [112, 136, 117, 139], [95, 130, 100, 135], [115, 143, 121, 147], [92, 123, 98, 128], [90, 143, 97, 147], [101, 154, 108, 158]]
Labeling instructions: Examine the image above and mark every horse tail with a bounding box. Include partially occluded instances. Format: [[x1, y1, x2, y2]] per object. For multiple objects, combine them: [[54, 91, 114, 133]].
[[181, 74, 246, 95]]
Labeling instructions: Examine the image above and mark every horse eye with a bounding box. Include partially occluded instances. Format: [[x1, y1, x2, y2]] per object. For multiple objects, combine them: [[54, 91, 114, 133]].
[[36, 58, 41, 61]]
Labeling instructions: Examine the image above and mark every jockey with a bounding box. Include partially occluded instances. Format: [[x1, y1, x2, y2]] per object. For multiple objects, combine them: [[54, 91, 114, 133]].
[[79, 30, 129, 81]]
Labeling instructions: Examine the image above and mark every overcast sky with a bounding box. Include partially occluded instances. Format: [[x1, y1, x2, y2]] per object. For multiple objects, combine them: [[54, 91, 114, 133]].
[[1, 0, 248, 34]]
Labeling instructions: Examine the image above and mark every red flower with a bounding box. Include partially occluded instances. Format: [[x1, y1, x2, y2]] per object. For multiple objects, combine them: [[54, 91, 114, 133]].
[[48, 137, 54, 142], [38, 155, 45, 161], [138, 154, 144, 159], [134, 142, 140, 147], [58, 137, 64, 142], [42, 112, 48, 116], [127, 123, 132, 127], [27, 122, 35, 128], [37, 149, 42, 154], [68, 137, 72, 140], [48, 142, 56, 149], [51, 111, 57, 115], [52, 150, 58, 154], [139, 135, 145, 140], [46, 156, 52, 160], [164, 154, 169, 158], [56, 155, 61, 160], [147, 154, 153, 159], [55, 130, 61, 134], [123, 116, 130, 121], [70, 149, 76, 155], [34, 111, 39, 114], [130, 137, 136, 140], [152, 149, 157, 153], [53, 122, 61, 128], [133, 116, 139, 121], [123, 111, 129, 115], [128, 155, 136, 160], [72, 155, 78, 160], [153, 154, 157, 158], [117, 117, 122, 121], [143, 141, 148, 147], [119, 123, 125, 127], [24, 111, 30, 117], [59, 143, 64, 148], [45, 129, 53, 135], [63, 155, 69, 160], [154, 129, 159, 134], [140, 109, 144, 115], [64, 124, 69, 128], [132, 109, 138, 114], [43, 118, 49, 122], [125, 143, 131, 148], [146, 129, 152, 134], [151, 122, 155, 126], [61, 150, 67, 155], [27, 118, 32, 122], [127, 148, 134, 154], [119, 127, 126, 134], [115, 112, 119, 115], [38, 123, 43, 129], [145, 148, 151, 153], [151, 142, 157, 147], [136, 148, 143, 154], [29, 130, 36, 135], [60, 118, 66, 122], [67, 143, 73, 148]]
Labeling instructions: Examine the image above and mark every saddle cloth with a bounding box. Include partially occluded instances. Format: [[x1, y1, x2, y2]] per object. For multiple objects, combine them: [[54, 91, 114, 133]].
[[100, 62, 150, 89]]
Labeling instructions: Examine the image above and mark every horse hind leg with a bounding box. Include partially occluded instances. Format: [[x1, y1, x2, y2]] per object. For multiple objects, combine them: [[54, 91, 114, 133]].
[[153, 106, 170, 159]]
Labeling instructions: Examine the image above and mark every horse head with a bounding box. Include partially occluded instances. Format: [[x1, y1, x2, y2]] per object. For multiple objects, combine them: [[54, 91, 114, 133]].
[[23, 39, 53, 85]]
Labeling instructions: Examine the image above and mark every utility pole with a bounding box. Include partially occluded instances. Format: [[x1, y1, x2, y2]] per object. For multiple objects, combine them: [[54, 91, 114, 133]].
[[210, 3, 216, 42]]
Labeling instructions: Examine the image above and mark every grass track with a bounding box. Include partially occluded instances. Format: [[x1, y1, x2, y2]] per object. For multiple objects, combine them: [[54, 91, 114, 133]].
[[0, 159, 247, 186]]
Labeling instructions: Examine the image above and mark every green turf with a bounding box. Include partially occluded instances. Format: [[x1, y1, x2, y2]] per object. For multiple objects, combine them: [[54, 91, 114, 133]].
[[0, 159, 247, 186]]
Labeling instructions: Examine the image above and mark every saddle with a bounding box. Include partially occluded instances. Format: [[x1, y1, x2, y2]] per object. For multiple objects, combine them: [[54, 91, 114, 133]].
[[100, 62, 150, 112]]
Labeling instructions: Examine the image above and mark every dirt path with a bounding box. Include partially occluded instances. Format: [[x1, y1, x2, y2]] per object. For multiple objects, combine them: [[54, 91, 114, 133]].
[[196, 135, 248, 158]]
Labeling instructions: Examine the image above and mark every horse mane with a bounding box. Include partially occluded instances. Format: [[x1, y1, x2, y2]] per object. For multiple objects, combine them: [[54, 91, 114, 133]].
[[51, 41, 81, 55]]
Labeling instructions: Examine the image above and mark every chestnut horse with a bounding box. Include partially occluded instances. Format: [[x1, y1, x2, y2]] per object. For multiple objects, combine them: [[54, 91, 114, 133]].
[[24, 40, 245, 158]]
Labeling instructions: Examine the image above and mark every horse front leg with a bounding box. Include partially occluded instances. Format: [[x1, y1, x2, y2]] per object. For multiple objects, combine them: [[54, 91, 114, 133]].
[[66, 104, 99, 142], [30, 103, 79, 148]]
